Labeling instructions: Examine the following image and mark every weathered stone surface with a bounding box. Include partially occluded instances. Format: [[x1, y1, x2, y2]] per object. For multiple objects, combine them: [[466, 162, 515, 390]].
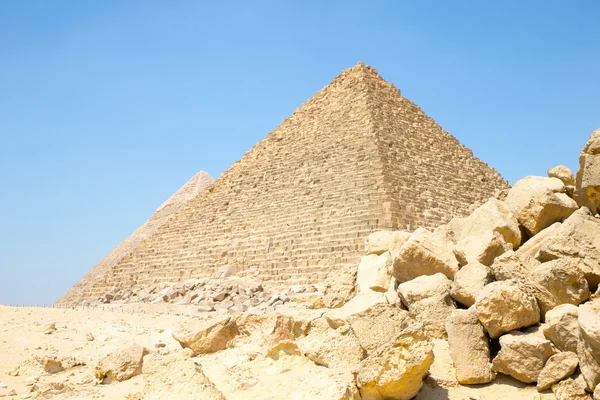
[[356, 252, 392, 293], [446, 198, 521, 266], [323, 264, 357, 309], [543, 304, 580, 353], [549, 165, 576, 186], [234, 313, 296, 347], [36, 355, 85, 374], [398, 273, 452, 305], [505, 176, 578, 236], [537, 351, 579, 391], [475, 280, 540, 338], [492, 329, 555, 383], [517, 222, 562, 259], [172, 315, 238, 355], [445, 308, 495, 384], [575, 128, 600, 213], [490, 250, 540, 281], [357, 324, 434, 400], [451, 261, 494, 307], [366, 230, 411, 256], [552, 373, 591, 400], [537, 208, 600, 287], [94, 345, 148, 383], [578, 299, 600, 391], [531, 259, 590, 306], [391, 227, 459, 283]]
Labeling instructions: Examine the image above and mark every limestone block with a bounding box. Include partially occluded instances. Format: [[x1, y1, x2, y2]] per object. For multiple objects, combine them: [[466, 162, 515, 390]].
[[356, 252, 392, 293], [516, 222, 561, 259], [492, 329, 555, 383], [490, 250, 540, 281], [578, 299, 600, 391], [391, 227, 459, 283], [505, 176, 579, 236], [398, 273, 452, 305], [575, 128, 600, 213], [531, 259, 590, 306], [172, 315, 238, 355], [357, 324, 434, 400], [543, 304, 580, 353], [366, 230, 411, 256], [451, 261, 494, 307], [537, 351, 579, 391], [475, 280, 540, 338], [549, 165, 576, 186], [537, 208, 600, 287], [445, 308, 495, 384], [551, 373, 591, 400], [94, 344, 148, 383], [323, 264, 357, 308], [234, 313, 295, 347]]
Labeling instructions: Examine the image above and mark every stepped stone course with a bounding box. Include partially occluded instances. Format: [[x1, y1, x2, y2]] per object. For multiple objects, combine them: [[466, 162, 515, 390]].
[[59, 63, 507, 304]]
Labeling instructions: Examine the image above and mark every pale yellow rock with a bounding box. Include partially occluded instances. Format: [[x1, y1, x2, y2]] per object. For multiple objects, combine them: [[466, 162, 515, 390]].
[[234, 313, 295, 347], [445, 308, 495, 384], [366, 230, 411, 256], [549, 165, 576, 186], [578, 299, 600, 391], [517, 222, 562, 258], [356, 252, 393, 293], [505, 176, 578, 236], [323, 264, 357, 308], [531, 259, 590, 306], [575, 128, 600, 213], [451, 261, 494, 307], [543, 304, 580, 353], [391, 227, 459, 283], [492, 329, 555, 383], [172, 315, 238, 355], [551, 373, 591, 400], [475, 280, 540, 338], [537, 351, 579, 391], [357, 324, 434, 400], [490, 250, 540, 281], [94, 344, 148, 383]]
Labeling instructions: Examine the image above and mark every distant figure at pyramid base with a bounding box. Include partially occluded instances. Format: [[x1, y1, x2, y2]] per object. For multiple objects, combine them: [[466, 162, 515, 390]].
[[57, 63, 507, 306]]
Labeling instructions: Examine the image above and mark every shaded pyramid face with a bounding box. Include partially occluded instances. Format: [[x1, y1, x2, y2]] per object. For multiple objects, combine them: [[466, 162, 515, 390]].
[[59, 63, 507, 304]]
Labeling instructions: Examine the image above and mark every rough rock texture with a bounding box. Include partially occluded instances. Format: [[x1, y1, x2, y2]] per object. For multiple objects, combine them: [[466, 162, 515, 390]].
[[530, 259, 590, 306], [451, 261, 494, 307], [537, 351, 579, 391], [505, 176, 578, 236], [516, 222, 562, 258], [475, 280, 540, 338], [490, 250, 541, 281], [356, 252, 392, 293], [172, 315, 239, 355], [94, 345, 148, 383], [391, 228, 459, 283], [357, 324, 434, 400], [552, 373, 591, 400], [549, 165, 576, 186], [61, 63, 508, 304], [445, 308, 495, 384], [543, 304, 580, 353], [575, 128, 600, 213], [365, 231, 411, 256], [323, 264, 357, 308], [492, 329, 555, 383], [578, 299, 600, 391]]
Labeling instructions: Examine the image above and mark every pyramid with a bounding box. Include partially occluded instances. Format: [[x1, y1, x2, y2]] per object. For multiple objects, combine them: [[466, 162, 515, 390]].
[[58, 63, 508, 305], [57, 171, 214, 305]]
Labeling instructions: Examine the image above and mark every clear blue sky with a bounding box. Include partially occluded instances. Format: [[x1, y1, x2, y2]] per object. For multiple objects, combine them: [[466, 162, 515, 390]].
[[1, 1, 599, 305]]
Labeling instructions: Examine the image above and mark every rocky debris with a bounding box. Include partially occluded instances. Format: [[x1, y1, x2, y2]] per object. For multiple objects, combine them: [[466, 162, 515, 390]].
[[549, 165, 576, 186], [398, 273, 456, 338], [391, 227, 460, 283], [490, 250, 540, 281], [530, 258, 590, 306], [445, 307, 495, 384], [516, 222, 562, 258], [552, 373, 590, 400], [356, 252, 392, 293], [543, 304, 580, 353], [323, 264, 357, 308], [577, 299, 600, 391], [365, 230, 411, 256], [172, 315, 239, 355], [42, 322, 56, 335], [95, 345, 148, 383], [537, 351, 579, 391], [36, 355, 85, 374], [475, 280, 540, 338], [491, 328, 555, 383], [357, 323, 434, 400], [505, 176, 578, 236], [575, 128, 600, 213], [234, 313, 296, 348], [451, 261, 494, 307]]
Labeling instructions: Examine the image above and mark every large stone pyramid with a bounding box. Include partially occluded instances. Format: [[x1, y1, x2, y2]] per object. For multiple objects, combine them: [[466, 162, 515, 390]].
[[57, 171, 214, 305], [59, 63, 508, 304]]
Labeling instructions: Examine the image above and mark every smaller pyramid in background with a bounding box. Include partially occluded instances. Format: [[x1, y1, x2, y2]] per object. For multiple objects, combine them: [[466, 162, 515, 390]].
[[56, 171, 214, 304]]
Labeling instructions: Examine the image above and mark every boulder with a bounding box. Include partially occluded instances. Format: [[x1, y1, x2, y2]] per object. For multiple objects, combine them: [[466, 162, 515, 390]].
[[475, 280, 540, 338], [366, 230, 411, 256], [578, 299, 600, 391], [575, 128, 600, 213], [391, 227, 459, 283], [94, 345, 148, 383], [451, 261, 494, 307], [543, 304, 580, 353], [505, 176, 578, 236], [445, 308, 495, 384], [517, 222, 562, 259], [537, 351, 579, 391], [530, 259, 590, 306], [234, 313, 296, 347], [323, 264, 357, 308], [490, 250, 540, 281], [552, 373, 591, 400], [492, 328, 555, 383], [356, 252, 392, 293], [172, 315, 238, 355], [398, 273, 452, 305], [537, 208, 600, 287], [357, 324, 434, 400], [549, 165, 576, 186]]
